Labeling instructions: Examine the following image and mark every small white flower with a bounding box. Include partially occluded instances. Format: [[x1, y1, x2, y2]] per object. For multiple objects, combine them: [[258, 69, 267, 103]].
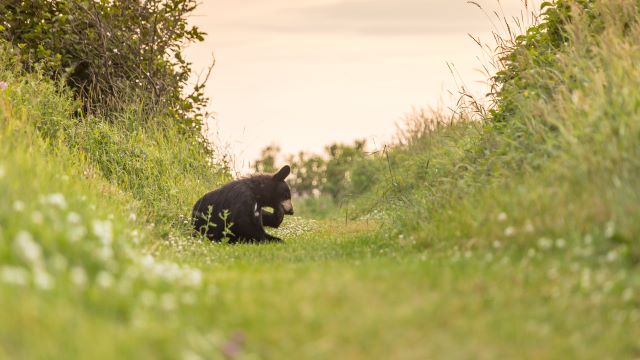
[[185, 269, 203, 288], [13, 231, 43, 266], [492, 240, 502, 249], [606, 250, 618, 262], [70, 266, 88, 286], [622, 288, 634, 302], [1, 265, 29, 286], [42, 193, 67, 209], [67, 212, 81, 224], [504, 227, 516, 237], [92, 220, 113, 246], [140, 254, 155, 268], [33, 268, 54, 290], [128, 212, 137, 222], [584, 234, 593, 245], [497, 212, 508, 222], [67, 225, 87, 243], [524, 220, 534, 233], [0, 81, 7, 91], [13, 200, 25, 212], [555, 238, 566, 249], [537, 237, 553, 250], [96, 271, 114, 288], [130, 230, 141, 245], [605, 221, 615, 238]]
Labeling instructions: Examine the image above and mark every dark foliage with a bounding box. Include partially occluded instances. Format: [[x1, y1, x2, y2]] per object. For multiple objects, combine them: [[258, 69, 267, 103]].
[[0, 0, 210, 130]]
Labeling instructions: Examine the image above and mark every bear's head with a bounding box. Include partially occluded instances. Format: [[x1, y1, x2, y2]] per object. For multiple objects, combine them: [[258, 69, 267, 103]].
[[272, 165, 294, 215]]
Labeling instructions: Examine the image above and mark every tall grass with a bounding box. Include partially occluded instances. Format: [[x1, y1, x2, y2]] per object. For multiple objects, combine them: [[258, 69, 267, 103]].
[[352, 1, 640, 255]]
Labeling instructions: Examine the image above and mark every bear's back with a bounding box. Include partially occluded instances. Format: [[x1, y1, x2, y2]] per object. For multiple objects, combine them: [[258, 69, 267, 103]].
[[191, 179, 256, 241]]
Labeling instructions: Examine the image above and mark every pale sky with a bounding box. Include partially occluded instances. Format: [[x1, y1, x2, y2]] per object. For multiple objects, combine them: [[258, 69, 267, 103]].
[[184, 0, 538, 174]]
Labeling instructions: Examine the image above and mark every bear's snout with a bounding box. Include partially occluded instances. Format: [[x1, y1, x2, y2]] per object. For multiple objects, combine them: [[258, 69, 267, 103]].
[[281, 199, 294, 215]]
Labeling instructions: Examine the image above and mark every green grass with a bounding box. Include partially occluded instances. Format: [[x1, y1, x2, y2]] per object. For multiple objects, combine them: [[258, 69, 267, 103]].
[[1, 0, 640, 359]]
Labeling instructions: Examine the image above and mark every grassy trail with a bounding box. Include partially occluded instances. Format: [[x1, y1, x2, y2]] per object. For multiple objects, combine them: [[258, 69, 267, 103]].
[[148, 218, 637, 359]]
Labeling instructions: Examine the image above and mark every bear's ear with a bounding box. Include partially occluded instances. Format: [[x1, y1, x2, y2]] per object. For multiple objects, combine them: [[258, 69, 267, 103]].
[[273, 165, 291, 181]]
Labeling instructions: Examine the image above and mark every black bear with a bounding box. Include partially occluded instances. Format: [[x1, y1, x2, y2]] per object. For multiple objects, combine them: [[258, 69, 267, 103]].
[[191, 165, 294, 243]]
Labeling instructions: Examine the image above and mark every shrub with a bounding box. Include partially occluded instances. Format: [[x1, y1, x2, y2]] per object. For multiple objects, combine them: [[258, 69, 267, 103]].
[[0, 0, 209, 130]]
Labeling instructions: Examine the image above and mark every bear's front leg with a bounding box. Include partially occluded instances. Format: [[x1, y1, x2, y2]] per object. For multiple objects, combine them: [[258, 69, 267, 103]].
[[261, 204, 285, 228]]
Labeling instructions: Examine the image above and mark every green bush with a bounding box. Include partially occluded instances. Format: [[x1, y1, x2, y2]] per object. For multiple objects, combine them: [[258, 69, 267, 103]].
[[0, 0, 209, 130]]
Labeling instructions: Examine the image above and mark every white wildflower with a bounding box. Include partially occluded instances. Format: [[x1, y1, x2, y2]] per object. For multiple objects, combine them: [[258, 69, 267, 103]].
[[67, 225, 87, 243], [67, 212, 81, 224], [622, 288, 634, 302], [504, 226, 516, 237], [92, 219, 113, 246], [128, 212, 137, 222], [140, 254, 155, 268], [13, 231, 42, 267], [492, 240, 502, 249], [0, 81, 9, 90], [537, 237, 553, 250], [1, 265, 29, 286], [13, 200, 25, 212], [584, 234, 593, 245], [130, 230, 141, 244], [96, 271, 114, 288], [606, 250, 618, 262], [33, 268, 54, 290], [605, 221, 615, 239], [185, 268, 203, 288], [555, 238, 566, 249], [70, 266, 88, 286], [44, 193, 67, 209], [497, 212, 507, 222], [524, 220, 534, 233]]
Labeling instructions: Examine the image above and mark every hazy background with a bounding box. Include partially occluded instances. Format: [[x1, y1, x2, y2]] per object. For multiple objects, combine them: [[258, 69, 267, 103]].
[[185, 0, 538, 174]]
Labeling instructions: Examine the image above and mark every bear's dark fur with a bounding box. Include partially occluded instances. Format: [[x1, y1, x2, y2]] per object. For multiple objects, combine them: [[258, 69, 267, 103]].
[[192, 166, 294, 243]]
